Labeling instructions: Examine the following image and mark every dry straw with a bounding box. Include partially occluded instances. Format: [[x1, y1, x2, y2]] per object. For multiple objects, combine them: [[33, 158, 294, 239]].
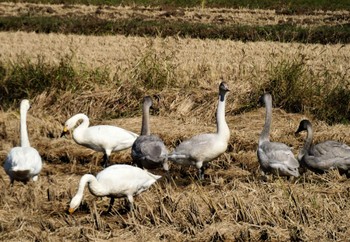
[[0, 31, 350, 241]]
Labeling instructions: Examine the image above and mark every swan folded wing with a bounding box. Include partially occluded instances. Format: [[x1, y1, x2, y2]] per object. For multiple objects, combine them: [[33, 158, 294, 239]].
[[260, 142, 299, 169], [174, 134, 226, 160], [6, 147, 42, 173], [133, 135, 166, 162], [96, 165, 160, 195], [83, 125, 138, 150]]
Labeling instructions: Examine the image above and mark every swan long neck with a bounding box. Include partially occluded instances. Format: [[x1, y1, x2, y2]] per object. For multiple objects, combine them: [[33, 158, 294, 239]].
[[141, 104, 151, 136], [72, 114, 90, 130], [20, 104, 30, 147], [72, 174, 108, 204], [217, 91, 229, 141], [299, 124, 314, 160], [70, 114, 90, 144], [259, 97, 272, 144]]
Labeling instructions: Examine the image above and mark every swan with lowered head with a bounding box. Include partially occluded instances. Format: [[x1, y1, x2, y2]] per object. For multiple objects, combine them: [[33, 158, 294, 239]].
[[61, 113, 138, 167], [3, 99, 42, 184], [257, 93, 299, 177], [68, 164, 161, 213], [132, 96, 169, 171], [295, 119, 350, 176], [167, 82, 230, 179]]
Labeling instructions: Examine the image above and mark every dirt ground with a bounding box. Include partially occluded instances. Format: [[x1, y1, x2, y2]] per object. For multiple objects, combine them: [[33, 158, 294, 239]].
[[0, 2, 349, 27]]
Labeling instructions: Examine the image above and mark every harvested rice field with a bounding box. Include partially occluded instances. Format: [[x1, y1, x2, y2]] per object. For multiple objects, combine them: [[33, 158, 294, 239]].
[[0, 1, 350, 241]]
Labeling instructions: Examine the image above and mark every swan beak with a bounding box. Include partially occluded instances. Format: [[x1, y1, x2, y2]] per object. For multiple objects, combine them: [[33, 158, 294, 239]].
[[60, 127, 69, 137], [68, 207, 75, 214]]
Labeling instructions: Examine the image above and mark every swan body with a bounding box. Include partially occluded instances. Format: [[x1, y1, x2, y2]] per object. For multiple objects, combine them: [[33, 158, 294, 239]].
[[69, 164, 161, 213], [168, 82, 230, 179], [3, 99, 42, 184], [132, 96, 169, 171], [61, 113, 138, 167], [296, 119, 350, 176], [257, 93, 299, 177]]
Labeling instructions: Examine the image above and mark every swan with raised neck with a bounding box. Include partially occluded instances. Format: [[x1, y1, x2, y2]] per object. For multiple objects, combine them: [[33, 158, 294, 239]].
[[168, 81, 230, 179], [132, 96, 169, 171], [3, 99, 42, 184], [257, 93, 299, 177]]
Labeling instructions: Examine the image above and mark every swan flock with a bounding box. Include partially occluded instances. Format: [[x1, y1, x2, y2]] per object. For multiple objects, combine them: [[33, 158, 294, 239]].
[[4, 82, 350, 215]]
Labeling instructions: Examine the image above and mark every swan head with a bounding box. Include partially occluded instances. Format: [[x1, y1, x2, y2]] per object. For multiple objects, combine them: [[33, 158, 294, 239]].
[[68, 195, 82, 214], [219, 82, 230, 93], [295, 119, 312, 135], [143, 96, 153, 109], [20, 99, 31, 112], [61, 114, 85, 137]]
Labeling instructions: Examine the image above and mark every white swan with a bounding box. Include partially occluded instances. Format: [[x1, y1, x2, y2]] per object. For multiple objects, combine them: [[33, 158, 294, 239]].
[[257, 93, 300, 177], [132, 96, 169, 171], [61, 113, 138, 167], [296, 119, 350, 176], [3, 99, 42, 184], [167, 82, 230, 179], [69, 164, 161, 213]]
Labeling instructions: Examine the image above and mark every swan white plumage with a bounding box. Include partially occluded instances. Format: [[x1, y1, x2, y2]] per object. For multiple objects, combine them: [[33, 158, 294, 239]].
[[68, 164, 161, 213], [132, 96, 169, 171], [257, 93, 300, 177], [167, 82, 230, 179], [61, 113, 138, 167], [3, 99, 42, 184], [295, 119, 350, 176]]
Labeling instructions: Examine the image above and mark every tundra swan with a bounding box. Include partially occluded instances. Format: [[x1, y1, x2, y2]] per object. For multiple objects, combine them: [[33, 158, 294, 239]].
[[3, 99, 42, 184], [257, 93, 299, 177], [295, 119, 350, 176], [168, 82, 230, 179], [61, 113, 138, 167], [68, 164, 161, 213]]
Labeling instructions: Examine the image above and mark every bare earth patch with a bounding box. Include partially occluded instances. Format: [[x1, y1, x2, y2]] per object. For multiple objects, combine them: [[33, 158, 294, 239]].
[[0, 2, 349, 27]]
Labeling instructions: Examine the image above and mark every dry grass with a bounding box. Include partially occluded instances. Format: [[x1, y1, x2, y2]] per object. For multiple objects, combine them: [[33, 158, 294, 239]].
[[0, 2, 349, 27], [1, 31, 350, 241]]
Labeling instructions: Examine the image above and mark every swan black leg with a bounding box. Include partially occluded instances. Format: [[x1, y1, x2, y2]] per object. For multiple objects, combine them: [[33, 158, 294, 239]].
[[198, 166, 205, 180], [107, 197, 115, 213], [102, 153, 109, 168]]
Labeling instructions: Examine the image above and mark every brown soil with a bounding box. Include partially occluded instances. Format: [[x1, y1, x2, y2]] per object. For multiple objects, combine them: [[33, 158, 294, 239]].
[[0, 2, 349, 27]]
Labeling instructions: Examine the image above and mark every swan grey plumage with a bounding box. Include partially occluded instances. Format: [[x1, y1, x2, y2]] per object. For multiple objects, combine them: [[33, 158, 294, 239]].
[[295, 119, 350, 177], [61, 113, 138, 167], [131, 96, 169, 171], [167, 82, 230, 179], [257, 93, 299, 177], [3, 99, 43, 184], [69, 164, 161, 214]]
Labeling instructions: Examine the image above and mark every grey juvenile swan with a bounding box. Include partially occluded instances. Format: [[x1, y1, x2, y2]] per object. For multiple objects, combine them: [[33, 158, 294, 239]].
[[168, 82, 230, 179], [257, 93, 299, 177], [131, 96, 169, 171], [295, 119, 350, 177], [4, 99, 43, 184]]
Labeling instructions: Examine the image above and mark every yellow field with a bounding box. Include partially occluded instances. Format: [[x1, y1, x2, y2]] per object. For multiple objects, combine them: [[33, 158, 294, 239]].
[[1, 30, 350, 241]]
